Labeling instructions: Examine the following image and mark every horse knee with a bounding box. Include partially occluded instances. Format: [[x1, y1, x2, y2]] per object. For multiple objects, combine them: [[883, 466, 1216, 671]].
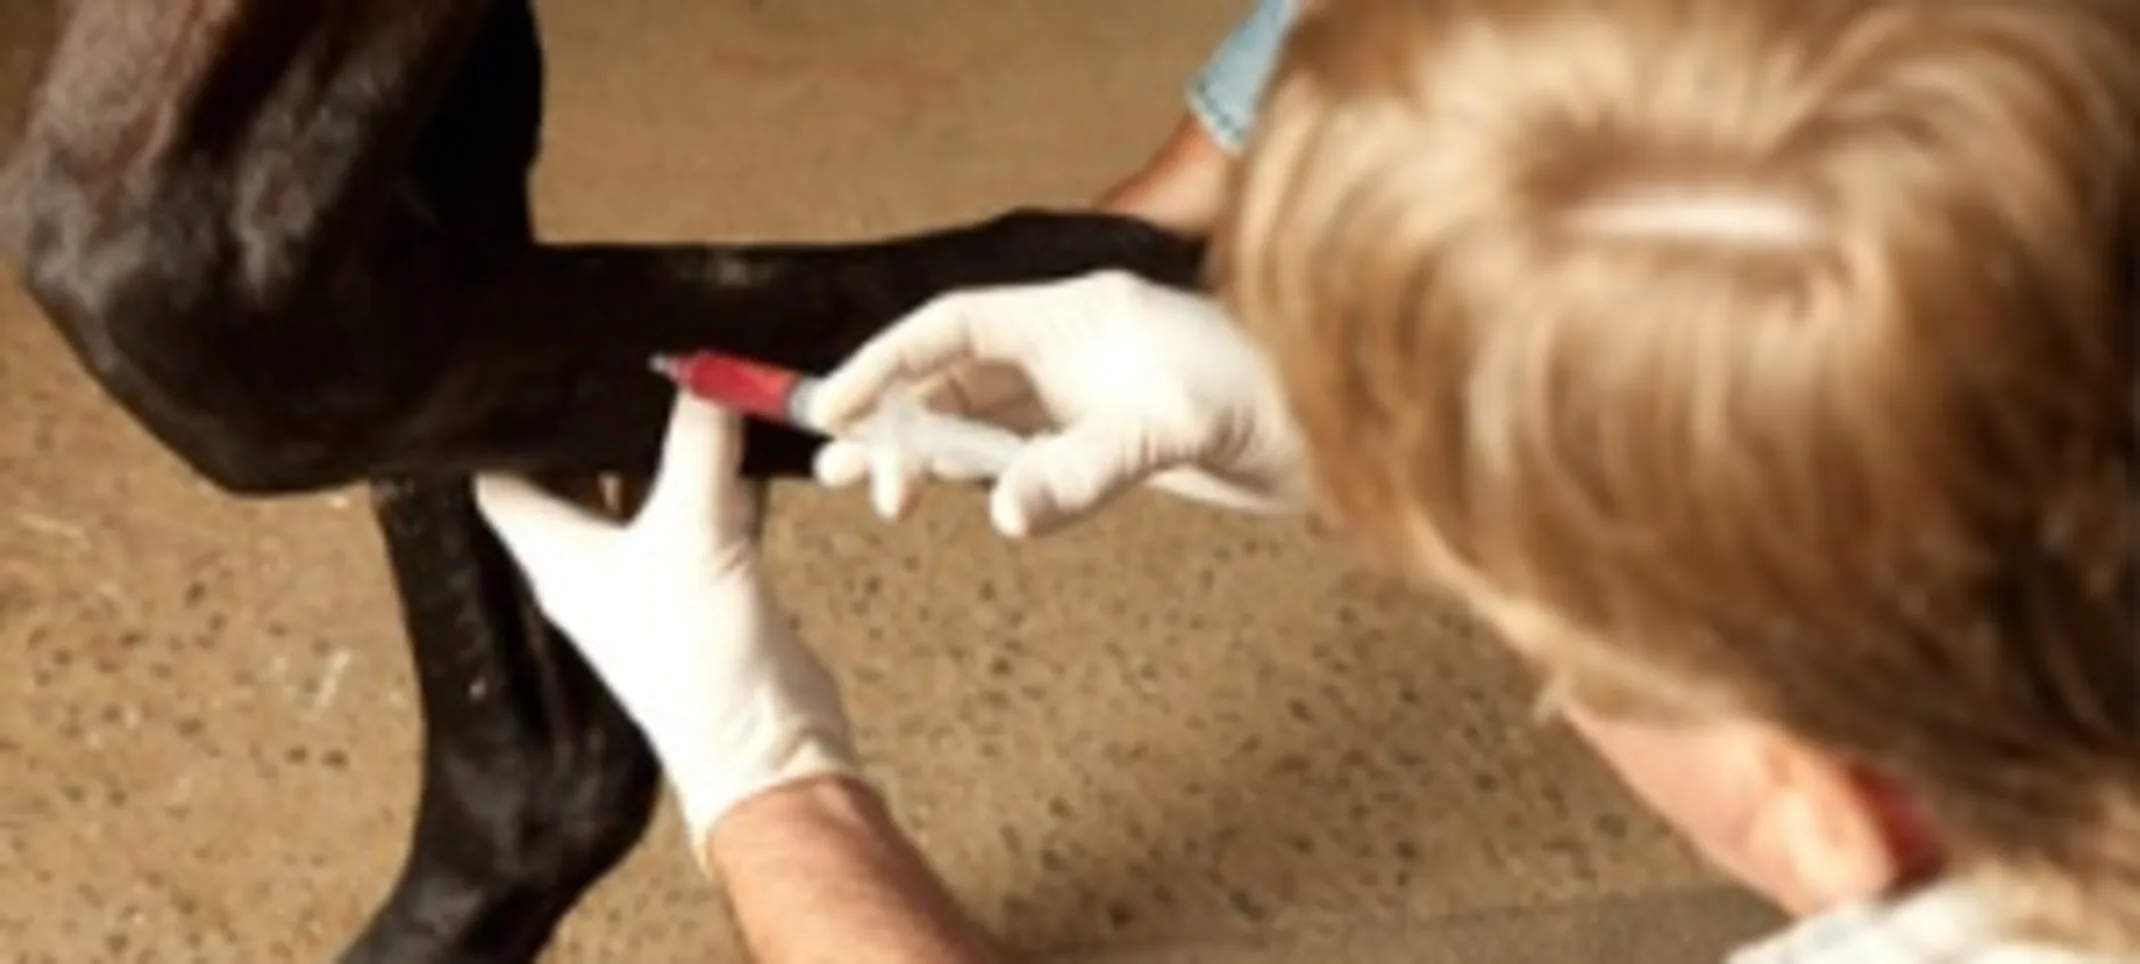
[[13, 218, 367, 493]]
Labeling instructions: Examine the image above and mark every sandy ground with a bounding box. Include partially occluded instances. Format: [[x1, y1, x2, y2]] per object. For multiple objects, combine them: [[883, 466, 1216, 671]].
[[0, 1, 1780, 960]]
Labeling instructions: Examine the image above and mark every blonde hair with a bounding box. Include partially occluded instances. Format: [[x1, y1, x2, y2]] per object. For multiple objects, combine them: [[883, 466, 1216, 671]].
[[1217, 0, 2140, 947]]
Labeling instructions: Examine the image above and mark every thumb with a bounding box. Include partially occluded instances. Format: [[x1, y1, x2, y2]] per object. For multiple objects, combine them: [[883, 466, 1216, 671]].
[[809, 284, 1052, 430], [637, 394, 747, 533], [474, 473, 612, 569], [808, 298, 982, 430], [988, 416, 1191, 538]]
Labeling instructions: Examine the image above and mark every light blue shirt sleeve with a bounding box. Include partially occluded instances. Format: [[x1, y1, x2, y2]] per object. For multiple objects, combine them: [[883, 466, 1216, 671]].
[[1185, 0, 1298, 155]]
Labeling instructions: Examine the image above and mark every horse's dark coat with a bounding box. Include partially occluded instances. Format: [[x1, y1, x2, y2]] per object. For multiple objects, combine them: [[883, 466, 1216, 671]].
[[0, 2, 1202, 959]]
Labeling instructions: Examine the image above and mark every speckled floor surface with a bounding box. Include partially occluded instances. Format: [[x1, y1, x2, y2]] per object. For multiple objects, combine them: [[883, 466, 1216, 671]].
[[0, 1, 1783, 960]]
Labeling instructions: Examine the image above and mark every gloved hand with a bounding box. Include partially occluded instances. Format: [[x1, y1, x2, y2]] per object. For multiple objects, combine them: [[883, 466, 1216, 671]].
[[807, 270, 1308, 538], [473, 395, 862, 848]]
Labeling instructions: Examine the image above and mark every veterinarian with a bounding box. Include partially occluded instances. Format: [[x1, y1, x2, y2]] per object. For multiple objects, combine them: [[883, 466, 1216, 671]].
[[473, 0, 2140, 961]]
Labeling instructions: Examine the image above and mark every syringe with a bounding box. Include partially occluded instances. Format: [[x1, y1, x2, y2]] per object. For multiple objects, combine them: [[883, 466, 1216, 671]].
[[651, 351, 1026, 477]]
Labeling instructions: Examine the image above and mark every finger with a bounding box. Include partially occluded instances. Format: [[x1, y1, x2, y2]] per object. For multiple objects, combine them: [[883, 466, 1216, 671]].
[[474, 473, 610, 567], [987, 417, 1178, 539], [809, 298, 983, 430], [819, 429, 1018, 486], [808, 286, 1050, 430], [868, 444, 922, 521], [812, 441, 873, 490], [1144, 466, 1295, 515], [639, 394, 747, 532], [818, 438, 1001, 520], [914, 448, 1006, 484]]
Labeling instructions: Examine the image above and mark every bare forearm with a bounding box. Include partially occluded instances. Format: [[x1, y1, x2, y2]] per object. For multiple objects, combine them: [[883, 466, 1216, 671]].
[[1095, 115, 1234, 237], [705, 777, 1005, 964]]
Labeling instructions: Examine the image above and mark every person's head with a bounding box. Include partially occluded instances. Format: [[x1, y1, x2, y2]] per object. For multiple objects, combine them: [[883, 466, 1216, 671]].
[[1216, 0, 2139, 949]]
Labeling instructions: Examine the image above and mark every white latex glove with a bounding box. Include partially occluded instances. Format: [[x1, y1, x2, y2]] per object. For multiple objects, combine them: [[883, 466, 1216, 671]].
[[473, 395, 861, 843], [807, 270, 1307, 538]]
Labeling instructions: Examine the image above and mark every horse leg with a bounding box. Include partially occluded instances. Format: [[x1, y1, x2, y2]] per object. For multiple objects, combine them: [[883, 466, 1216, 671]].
[[2, 0, 1201, 493], [331, 6, 666, 960], [3, 4, 1202, 959], [340, 477, 662, 963]]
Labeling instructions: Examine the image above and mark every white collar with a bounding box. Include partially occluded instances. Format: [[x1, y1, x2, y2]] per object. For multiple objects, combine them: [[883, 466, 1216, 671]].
[[1728, 880, 2135, 964]]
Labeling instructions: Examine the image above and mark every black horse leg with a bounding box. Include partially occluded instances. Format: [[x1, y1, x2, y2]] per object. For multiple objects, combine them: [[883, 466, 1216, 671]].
[[5, 0, 1206, 493], [340, 478, 660, 964], [331, 7, 664, 960], [334, 4, 1194, 959], [4, 4, 1204, 959]]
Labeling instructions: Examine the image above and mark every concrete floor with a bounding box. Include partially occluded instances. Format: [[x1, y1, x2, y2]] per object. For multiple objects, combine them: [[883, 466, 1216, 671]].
[[0, 0, 1784, 960]]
